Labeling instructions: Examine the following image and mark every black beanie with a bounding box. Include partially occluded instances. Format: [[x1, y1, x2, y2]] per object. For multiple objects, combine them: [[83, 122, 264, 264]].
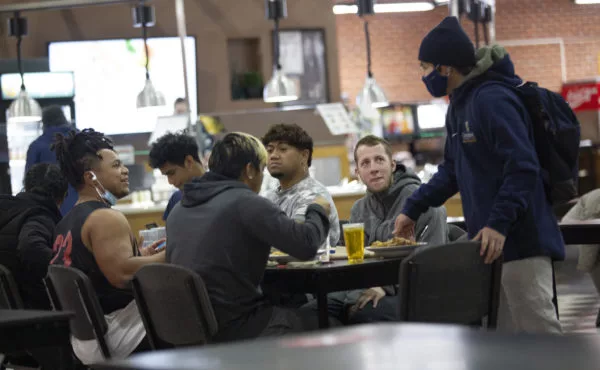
[[42, 105, 68, 128], [418, 16, 476, 68]]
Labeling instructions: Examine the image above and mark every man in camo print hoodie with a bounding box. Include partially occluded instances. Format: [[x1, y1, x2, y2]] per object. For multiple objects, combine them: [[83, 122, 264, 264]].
[[262, 124, 340, 249]]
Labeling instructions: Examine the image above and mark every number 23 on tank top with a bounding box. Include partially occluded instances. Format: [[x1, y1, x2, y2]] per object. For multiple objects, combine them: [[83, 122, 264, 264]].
[[51, 232, 73, 266]]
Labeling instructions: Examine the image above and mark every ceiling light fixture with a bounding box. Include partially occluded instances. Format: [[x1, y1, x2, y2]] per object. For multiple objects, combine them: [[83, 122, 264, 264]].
[[574, 0, 600, 4], [7, 12, 42, 124], [355, 0, 389, 111], [333, 2, 435, 15], [263, 0, 298, 103], [134, 2, 166, 109]]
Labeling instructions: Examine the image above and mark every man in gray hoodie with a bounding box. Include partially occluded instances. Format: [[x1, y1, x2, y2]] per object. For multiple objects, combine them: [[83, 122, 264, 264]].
[[305, 135, 448, 323], [346, 135, 448, 322]]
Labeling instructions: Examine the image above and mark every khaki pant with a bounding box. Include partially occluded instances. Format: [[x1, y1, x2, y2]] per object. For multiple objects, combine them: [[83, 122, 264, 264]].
[[498, 256, 562, 334]]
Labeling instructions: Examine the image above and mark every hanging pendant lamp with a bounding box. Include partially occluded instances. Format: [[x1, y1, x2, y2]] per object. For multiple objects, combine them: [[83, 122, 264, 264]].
[[263, 0, 298, 103], [134, 3, 166, 109], [7, 12, 41, 124], [355, 0, 389, 111]]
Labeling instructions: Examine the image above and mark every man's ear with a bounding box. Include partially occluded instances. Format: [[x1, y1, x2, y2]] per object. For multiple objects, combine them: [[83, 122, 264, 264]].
[[245, 163, 255, 180], [302, 149, 310, 166]]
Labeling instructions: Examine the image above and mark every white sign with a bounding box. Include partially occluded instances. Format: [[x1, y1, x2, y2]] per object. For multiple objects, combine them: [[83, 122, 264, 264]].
[[114, 145, 135, 165], [279, 31, 304, 75], [1, 72, 75, 100], [316, 103, 358, 136], [148, 115, 189, 145]]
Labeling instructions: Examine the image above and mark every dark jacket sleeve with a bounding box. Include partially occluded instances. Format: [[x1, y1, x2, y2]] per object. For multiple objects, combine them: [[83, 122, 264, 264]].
[[17, 215, 54, 281], [239, 195, 330, 261], [25, 141, 40, 173], [402, 136, 459, 221], [163, 190, 183, 221], [476, 89, 540, 236]]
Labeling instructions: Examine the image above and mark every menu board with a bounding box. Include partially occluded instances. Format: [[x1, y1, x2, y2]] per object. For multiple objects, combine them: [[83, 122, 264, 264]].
[[381, 105, 415, 138], [316, 103, 358, 136], [1, 72, 74, 100], [417, 103, 448, 131], [49, 37, 197, 135]]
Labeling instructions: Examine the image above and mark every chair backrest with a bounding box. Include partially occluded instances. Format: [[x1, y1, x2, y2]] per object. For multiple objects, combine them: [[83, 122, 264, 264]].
[[554, 198, 578, 220], [0, 264, 23, 309], [398, 241, 502, 328], [132, 263, 218, 349], [447, 224, 467, 242], [46, 265, 111, 358]]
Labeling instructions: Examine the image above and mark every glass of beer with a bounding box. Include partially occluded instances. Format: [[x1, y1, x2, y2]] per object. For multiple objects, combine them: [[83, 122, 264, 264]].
[[343, 223, 365, 264]]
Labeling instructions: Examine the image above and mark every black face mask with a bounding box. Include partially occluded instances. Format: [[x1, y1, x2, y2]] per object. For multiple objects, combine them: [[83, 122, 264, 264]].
[[422, 67, 449, 98]]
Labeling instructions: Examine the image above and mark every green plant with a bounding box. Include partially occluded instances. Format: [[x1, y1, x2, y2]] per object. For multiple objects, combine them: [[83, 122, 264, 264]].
[[242, 71, 264, 88]]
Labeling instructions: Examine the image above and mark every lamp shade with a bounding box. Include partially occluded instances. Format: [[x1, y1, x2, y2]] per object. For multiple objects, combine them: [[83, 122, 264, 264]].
[[8, 89, 42, 123], [263, 67, 298, 103], [137, 79, 166, 108], [356, 76, 389, 109]]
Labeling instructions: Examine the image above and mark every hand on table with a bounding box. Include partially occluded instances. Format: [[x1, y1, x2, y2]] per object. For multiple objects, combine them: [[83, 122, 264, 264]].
[[473, 227, 505, 264]]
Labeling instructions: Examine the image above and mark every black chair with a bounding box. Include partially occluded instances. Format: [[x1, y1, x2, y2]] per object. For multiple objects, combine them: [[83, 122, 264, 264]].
[[0, 265, 42, 370], [45, 265, 111, 359], [398, 241, 502, 328], [131, 264, 218, 350], [0, 264, 23, 309], [447, 224, 467, 242], [553, 198, 578, 220]]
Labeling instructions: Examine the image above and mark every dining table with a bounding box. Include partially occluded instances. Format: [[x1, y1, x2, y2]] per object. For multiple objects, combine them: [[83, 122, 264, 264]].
[[92, 323, 600, 370], [263, 248, 407, 328], [448, 217, 600, 245]]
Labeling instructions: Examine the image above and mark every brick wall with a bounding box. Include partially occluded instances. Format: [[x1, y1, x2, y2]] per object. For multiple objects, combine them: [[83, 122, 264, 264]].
[[336, 0, 600, 104]]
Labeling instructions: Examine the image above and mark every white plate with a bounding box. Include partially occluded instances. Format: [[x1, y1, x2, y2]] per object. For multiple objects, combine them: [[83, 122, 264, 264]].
[[365, 243, 427, 258], [269, 249, 326, 264]]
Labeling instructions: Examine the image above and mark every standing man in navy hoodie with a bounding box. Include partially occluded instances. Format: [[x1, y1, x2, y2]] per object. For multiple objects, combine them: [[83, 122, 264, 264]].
[[26, 105, 77, 215], [394, 17, 564, 333]]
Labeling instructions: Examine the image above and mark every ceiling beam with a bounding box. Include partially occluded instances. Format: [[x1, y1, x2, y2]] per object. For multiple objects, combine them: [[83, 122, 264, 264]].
[[0, 0, 160, 14]]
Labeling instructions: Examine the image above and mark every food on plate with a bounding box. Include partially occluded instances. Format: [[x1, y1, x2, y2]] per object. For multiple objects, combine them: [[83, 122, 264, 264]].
[[270, 250, 288, 256], [370, 237, 415, 248]]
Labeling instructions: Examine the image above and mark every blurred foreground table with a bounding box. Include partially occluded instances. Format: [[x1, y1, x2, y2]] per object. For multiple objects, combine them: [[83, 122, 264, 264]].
[[93, 323, 600, 370], [0, 309, 74, 370]]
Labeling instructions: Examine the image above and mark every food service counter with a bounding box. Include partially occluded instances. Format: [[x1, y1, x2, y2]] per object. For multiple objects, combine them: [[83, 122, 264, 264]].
[[116, 191, 464, 237]]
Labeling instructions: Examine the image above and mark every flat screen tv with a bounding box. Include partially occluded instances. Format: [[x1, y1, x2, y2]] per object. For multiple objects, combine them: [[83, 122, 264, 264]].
[[416, 102, 448, 132], [48, 37, 197, 135], [380, 104, 416, 140]]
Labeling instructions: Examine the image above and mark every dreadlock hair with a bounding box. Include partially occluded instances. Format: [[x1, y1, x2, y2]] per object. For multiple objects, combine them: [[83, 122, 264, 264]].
[[51, 128, 114, 190]]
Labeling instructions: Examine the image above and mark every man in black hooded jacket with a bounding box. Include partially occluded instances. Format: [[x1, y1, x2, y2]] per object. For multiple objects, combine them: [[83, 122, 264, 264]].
[[0, 163, 67, 309]]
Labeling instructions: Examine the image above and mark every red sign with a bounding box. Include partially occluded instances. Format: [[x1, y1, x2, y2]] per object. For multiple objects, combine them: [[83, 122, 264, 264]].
[[562, 81, 600, 112]]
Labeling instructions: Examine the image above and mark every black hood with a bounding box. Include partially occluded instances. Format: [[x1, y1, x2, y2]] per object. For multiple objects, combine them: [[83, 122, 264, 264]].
[[0, 192, 62, 228], [181, 172, 251, 208]]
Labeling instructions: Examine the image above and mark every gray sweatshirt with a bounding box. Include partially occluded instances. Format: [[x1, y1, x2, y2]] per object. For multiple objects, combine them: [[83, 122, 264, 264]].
[[166, 172, 330, 341], [350, 164, 448, 246]]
